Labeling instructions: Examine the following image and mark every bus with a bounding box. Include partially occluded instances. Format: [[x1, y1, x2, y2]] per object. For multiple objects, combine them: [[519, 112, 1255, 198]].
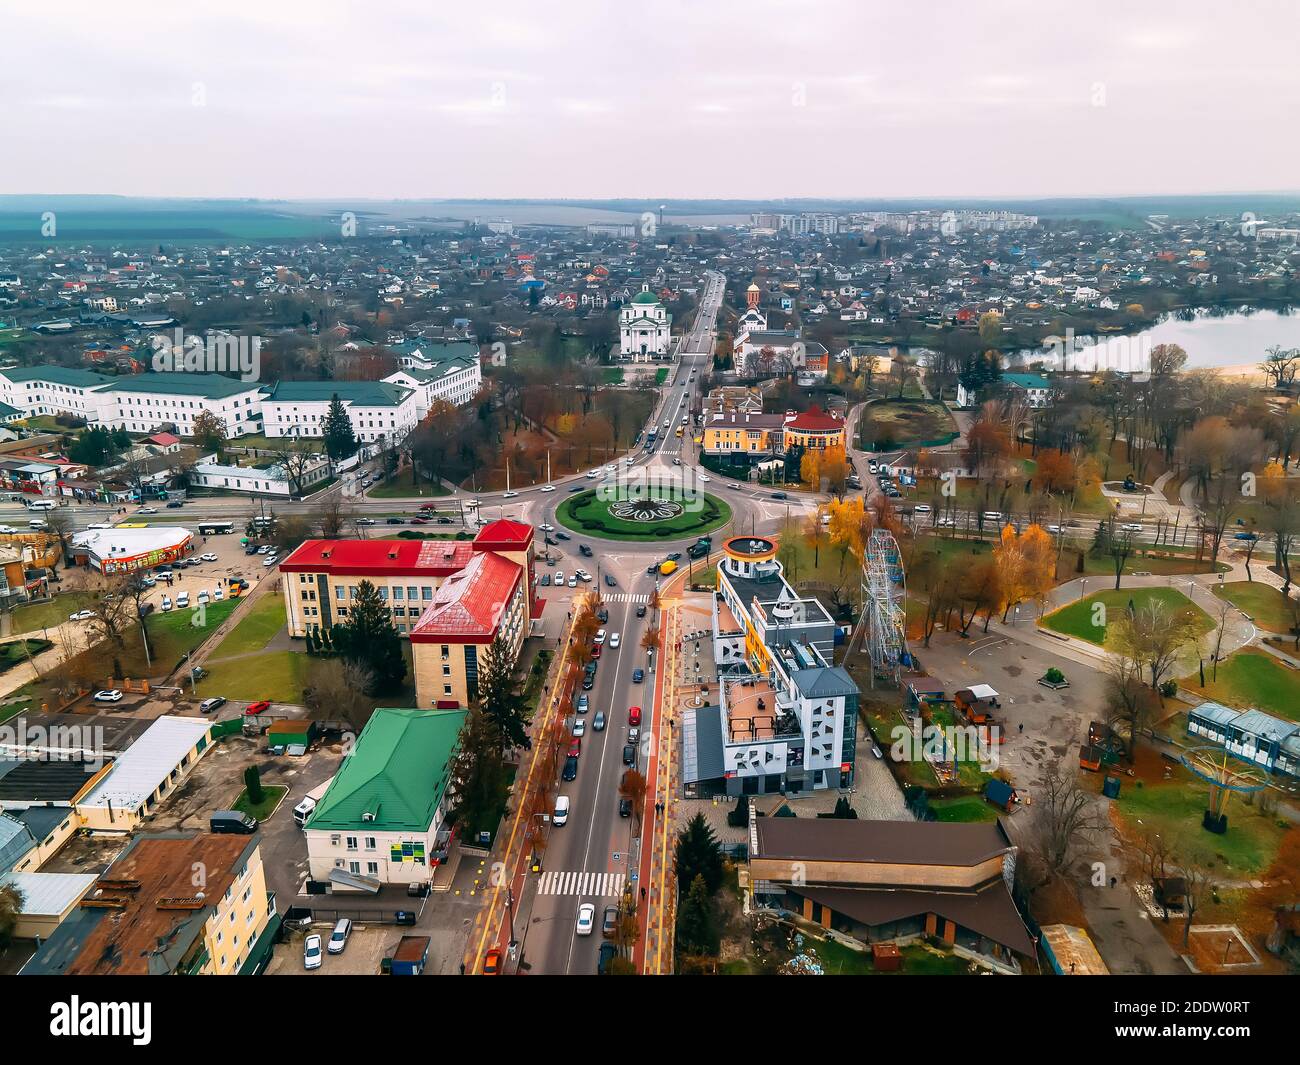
[[198, 521, 235, 535]]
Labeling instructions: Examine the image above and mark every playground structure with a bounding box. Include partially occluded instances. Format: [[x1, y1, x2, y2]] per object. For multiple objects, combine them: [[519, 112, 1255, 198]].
[[1180, 746, 1269, 834], [857, 529, 909, 687]]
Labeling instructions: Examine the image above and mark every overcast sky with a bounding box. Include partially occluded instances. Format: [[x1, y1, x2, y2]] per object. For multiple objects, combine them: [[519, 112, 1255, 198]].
[[3, 0, 1297, 201]]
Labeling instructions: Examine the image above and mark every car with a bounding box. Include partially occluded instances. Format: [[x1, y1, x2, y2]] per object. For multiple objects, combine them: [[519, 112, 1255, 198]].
[[568, 485, 585, 493], [244, 700, 271, 716], [541, 573, 552, 586], [937, 516, 955, 527], [160, 596, 173, 612], [410, 516, 429, 525], [257, 544, 271, 554], [197, 590, 210, 604], [303, 934, 323, 970], [176, 591, 190, 607], [609, 632, 620, 649], [555, 531, 571, 541], [140, 575, 156, 587], [666, 552, 682, 562], [137, 506, 158, 515], [628, 706, 641, 726], [28, 518, 47, 530], [544, 536, 558, 547], [245, 544, 259, 555], [356, 518, 377, 526], [872, 744, 884, 759], [728, 482, 743, 491], [673, 458, 681, 466], [1121, 523, 1143, 533], [592, 711, 606, 731], [636, 604, 647, 618], [576, 902, 596, 936], [93, 689, 123, 703], [69, 609, 95, 621], [646, 563, 659, 575], [575, 569, 592, 583], [1234, 531, 1258, 541], [622, 744, 636, 766], [604, 572, 618, 588], [540, 484, 556, 493], [598, 942, 618, 975], [562, 755, 579, 780], [575, 695, 591, 718], [263, 555, 278, 567], [770, 492, 787, 500], [503, 490, 518, 499], [567, 575, 577, 588], [572, 719, 586, 737], [982, 511, 1002, 522], [593, 629, 607, 645], [166, 500, 184, 509], [913, 504, 931, 514], [628, 726, 640, 745], [597, 608, 609, 623], [579, 543, 593, 557], [327, 917, 352, 954], [437, 517, 453, 524], [568, 737, 582, 758], [386, 517, 404, 525], [213, 586, 225, 601], [602, 904, 620, 936], [868, 462, 879, 473], [618, 798, 632, 819], [200, 552, 218, 562], [591, 643, 602, 659], [464, 498, 481, 509], [632, 668, 644, 684], [0, 525, 15, 534], [483, 947, 503, 974], [538, 523, 555, 532], [199, 696, 226, 714]]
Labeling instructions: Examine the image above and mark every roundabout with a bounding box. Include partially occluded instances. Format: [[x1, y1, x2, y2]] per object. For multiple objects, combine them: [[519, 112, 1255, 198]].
[[556, 486, 732, 542]]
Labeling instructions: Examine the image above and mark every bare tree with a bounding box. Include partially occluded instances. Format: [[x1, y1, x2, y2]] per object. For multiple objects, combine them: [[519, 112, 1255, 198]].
[[1028, 757, 1105, 886]]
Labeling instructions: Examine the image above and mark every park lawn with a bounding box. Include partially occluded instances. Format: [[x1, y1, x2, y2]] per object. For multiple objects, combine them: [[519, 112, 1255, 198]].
[[1109, 767, 1286, 878], [10, 591, 100, 635], [0, 638, 53, 673], [1179, 648, 1300, 722], [1212, 582, 1293, 634], [929, 796, 1002, 823], [147, 598, 240, 665], [602, 368, 625, 385], [0, 695, 33, 724], [557, 488, 732, 541], [654, 368, 669, 385], [368, 467, 449, 499], [233, 784, 289, 822], [1041, 588, 1212, 647], [195, 650, 312, 704], [208, 595, 286, 658]]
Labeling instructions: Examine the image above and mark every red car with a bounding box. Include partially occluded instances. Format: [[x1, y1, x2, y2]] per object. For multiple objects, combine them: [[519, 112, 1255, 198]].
[[591, 644, 602, 659], [410, 516, 429, 525], [628, 706, 641, 727], [568, 737, 582, 758], [482, 948, 502, 975], [243, 700, 271, 717]]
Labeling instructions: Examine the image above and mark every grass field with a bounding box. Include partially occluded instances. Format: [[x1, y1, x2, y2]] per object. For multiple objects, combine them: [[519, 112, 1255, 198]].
[[232, 784, 289, 822], [1041, 588, 1212, 646], [0, 638, 52, 673], [1212, 582, 1294, 634], [208, 596, 286, 658], [928, 795, 1001, 823], [367, 468, 449, 499], [194, 651, 311, 704], [10, 592, 100, 635], [557, 487, 732, 541], [1179, 647, 1300, 721], [860, 400, 956, 450]]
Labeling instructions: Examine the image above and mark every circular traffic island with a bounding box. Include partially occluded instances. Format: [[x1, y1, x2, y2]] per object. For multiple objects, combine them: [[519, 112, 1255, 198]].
[[556, 486, 732, 542]]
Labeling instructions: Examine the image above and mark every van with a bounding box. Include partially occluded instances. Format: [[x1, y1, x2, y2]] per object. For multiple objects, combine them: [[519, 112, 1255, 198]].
[[553, 795, 570, 826], [176, 591, 190, 608], [659, 560, 677, 576], [210, 810, 257, 834], [28, 518, 47, 530], [26, 499, 56, 511]]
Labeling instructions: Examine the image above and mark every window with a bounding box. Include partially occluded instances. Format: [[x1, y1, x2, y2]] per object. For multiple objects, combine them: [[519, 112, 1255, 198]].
[[346, 836, 358, 851], [365, 836, 377, 850]]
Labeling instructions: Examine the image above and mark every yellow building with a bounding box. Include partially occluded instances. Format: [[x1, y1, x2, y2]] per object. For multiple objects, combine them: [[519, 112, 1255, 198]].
[[701, 412, 785, 455], [21, 831, 276, 975], [782, 407, 847, 451]]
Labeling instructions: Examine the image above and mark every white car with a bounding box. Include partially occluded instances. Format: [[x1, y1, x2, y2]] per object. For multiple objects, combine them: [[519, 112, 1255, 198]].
[[554, 570, 565, 584], [86, 523, 112, 530], [605, 465, 617, 473], [137, 507, 158, 514], [594, 629, 607, 645], [176, 592, 190, 608], [539, 523, 555, 532], [263, 555, 278, 567], [0, 525, 14, 534], [585, 470, 599, 479], [213, 586, 225, 601], [609, 632, 621, 649], [464, 499, 481, 509], [540, 485, 556, 493], [160, 596, 173, 612], [93, 689, 123, 703], [1047, 524, 1062, 534], [698, 474, 711, 482], [575, 903, 596, 936], [567, 576, 577, 588], [572, 719, 586, 737], [728, 483, 743, 491], [69, 609, 95, 621], [201, 552, 218, 562], [937, 517, 955, 527], [1121, 523, 1143, 533], [503, 490, 518, 499], [303, 934, 323, 970], [356, 518, 376, 526], [913, 504, 932, 514], [197, 591, 210, 604]]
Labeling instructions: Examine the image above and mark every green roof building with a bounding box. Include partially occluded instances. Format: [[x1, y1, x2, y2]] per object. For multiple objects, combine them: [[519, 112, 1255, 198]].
[[304, 708, 466, 890]]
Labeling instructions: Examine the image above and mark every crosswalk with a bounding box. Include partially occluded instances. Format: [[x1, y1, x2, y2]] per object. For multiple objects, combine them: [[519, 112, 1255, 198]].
[[604, 593, 649, 604], [538, 870, 626, 897]]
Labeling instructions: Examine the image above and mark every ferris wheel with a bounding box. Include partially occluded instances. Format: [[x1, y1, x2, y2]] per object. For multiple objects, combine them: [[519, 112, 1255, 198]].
[[856, 529, 908, 687]]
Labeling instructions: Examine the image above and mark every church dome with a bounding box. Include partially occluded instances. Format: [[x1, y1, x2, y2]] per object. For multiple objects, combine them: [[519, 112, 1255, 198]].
[[632, 289, 660, 304]]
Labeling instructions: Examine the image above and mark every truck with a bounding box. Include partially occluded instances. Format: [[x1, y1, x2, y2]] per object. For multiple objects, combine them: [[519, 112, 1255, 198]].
[[687, 536, 712, 560], [388, 935, 431, 976], [293, 777, 334, 827]]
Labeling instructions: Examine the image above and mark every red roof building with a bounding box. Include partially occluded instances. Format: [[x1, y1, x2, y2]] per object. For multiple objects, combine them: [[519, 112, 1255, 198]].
[[783, 406, 847, 451]]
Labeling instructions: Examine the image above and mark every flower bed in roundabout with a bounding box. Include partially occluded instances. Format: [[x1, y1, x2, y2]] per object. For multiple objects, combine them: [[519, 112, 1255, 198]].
[[556, 486, 732, 541]]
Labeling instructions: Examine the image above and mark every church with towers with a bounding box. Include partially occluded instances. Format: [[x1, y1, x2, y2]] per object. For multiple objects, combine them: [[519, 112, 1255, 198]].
[[738, 281, 768, 334]]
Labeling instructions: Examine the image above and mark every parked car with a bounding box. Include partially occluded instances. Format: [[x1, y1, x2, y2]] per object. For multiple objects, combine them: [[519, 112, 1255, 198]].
[[483, 948, 503, 974], [93, 689, 123, 703], [200, 552, 218, 562], [244, 700, 271, 716], [304, 934, 323, 970], [69, 609, 95, 621], [562, 755, 579, 780], [327, 918, 352, 954], [199, 696, 226, 714], [628, 706, 642, 726], [622, 744, 636, 766], [632, 668, 644, 684], [576, 694, 589, 714], [618, 798, 632, 819], [598, 942, 618, 975], [602, 905, 619, 935]]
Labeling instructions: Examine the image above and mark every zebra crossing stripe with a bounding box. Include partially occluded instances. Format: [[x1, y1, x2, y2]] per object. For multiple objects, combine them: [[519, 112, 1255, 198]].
[[538, 871, 626, 897]]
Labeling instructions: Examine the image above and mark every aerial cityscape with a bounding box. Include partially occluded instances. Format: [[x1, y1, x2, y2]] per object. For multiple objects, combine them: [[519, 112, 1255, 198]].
[[0, 2, 1295, 1030]]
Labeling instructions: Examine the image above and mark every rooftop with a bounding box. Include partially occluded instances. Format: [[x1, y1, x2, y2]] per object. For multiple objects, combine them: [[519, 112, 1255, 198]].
[[280, 537, 475, 577], [409, 550, 523, 640], [754, 816, 1014, 868]]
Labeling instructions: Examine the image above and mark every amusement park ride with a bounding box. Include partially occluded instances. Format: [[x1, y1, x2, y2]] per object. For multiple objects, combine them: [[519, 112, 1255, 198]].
[[853, 528, 909, 687]]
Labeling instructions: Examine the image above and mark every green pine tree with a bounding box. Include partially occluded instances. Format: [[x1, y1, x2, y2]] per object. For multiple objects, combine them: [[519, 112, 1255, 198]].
[[244, 765, 264, 805], [673, 813, 724, 894], [334, 580, 406, 692], [449, 707, 508, 841], [321, 394, 358, 463], [475, 632, 529, 750], [675, 874, 720, 957]]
